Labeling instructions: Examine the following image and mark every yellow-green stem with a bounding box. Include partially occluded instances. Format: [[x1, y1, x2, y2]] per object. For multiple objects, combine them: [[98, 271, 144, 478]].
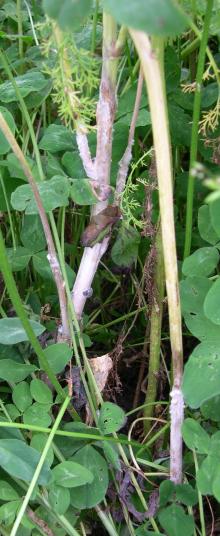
[[130, 31, 184, 483]]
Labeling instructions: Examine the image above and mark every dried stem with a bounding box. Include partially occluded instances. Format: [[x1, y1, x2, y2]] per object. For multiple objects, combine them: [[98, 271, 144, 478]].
[[115, 69, 143, 203], [144, 225, 165, 435], [130, 32, 184, 483], [27, 508, 55, 536], [0, 113, 70, 341]]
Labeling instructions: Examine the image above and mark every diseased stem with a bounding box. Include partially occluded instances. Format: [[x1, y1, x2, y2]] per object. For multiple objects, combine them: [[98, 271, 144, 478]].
[[144, 226, 165, 435], [184, 0, 214, 258], [72, 12, 119, 319], [0, 113, 69, 341], [27, 509, 55, 536], [115, 69, 143, 203], [130, 31, 184, 483]]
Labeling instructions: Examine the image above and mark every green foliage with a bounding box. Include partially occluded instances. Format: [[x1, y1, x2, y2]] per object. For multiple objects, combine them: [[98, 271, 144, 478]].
[[182, 418, 211, 453], [6, 247, 32, 272], [70, 445, 109, 508], [11, 176, 70, 214], [183, 343, 220, 407], [111, 223, 141, 267], [1, 1, 220, 533], [182, 246, 219, 277], [12, 382, 33, 412], [0, 480, 19, 501], [20, 215, 46, 252], [103, 0, 187, 36], [39, 124, 75, 153], [30, 379, 53, 404], [0, 107, 15, 155], [43, 343, 72, 374], [204, 276, 220, 324], [0, 72, 49, 103], [48, 484, 70, 515], [52, 460, 94, 487], [23, 402, 52, 427], [43, 0, 92, 31], [198, 204, 219, 244], [0, 439, 51, 485], [98, 402, 126, 434], [70, 179, 99, 205], [0, 318, 45, 344], [158, 505, 194, 536]]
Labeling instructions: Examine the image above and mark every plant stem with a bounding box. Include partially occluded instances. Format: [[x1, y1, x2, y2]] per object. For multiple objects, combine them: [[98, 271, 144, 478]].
[[95, 506, 119, 536], [0, 228, 71, 405], [130, 32, 184, 483], [0, 113, 70, 341], [144, 225, 165, 435], [193, 451, 206, 536], [91, 0, 99, 53], [0, 172, 16, 250], [72, 11, 119, 319], [115, 68, 143, 203], [184, 0, 214, 258], [181, 36, 200, 60], [17, 0, 23, 63], [10, 397, 80, 536]]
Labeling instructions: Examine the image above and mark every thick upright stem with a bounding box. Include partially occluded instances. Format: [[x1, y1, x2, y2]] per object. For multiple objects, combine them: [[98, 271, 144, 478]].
[[72, 13, 119, 319], [184, 0, 214, 258], [130, 31, 184, 483]]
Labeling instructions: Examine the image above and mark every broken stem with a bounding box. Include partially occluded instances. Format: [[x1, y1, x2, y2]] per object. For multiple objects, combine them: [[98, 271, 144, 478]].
[[0, 113, 70, 341], [130, 32, 184, 483]]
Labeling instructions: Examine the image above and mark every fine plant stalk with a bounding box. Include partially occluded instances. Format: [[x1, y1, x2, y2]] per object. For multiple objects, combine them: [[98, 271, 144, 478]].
[[91, 0, 99, 53], [93, 507, 118, 536], [17, 0, 23, 62], [184, 0, 214, 258], [0, 113, 70, 341], [10, 397, 80, 536], [115, 68, 143, 203], [0, 172, 16, 250], [193, 451, 206, 536], [144, 226, 165, 435], [130, 31, 184, 483], [0, 228, 75, 408]]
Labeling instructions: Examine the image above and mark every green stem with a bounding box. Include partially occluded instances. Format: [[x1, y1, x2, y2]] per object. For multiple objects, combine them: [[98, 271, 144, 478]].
[[144, 226, 165, 435], [95, 506, 119, 536], [0, 420, 140, 447], [130, 32, 183, 483], [0, 50, 44, 182], [181, 37, 200, 60], [0, 172, 16, 249], [91, 0, 99, 53], [184, 0, 214, 258], [17, 0, 23, 64], [87, 306, 147, 331], [0, 229, 70, 404], [10, 397, 80, 536], [193, 451, 206, 536]]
